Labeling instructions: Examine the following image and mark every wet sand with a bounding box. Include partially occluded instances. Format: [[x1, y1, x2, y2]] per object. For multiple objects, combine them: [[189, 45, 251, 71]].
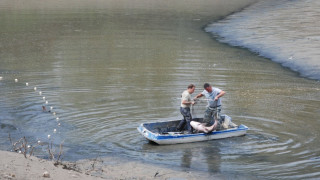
[[0, 150, 221, 180], [0, 150, 98, 180]]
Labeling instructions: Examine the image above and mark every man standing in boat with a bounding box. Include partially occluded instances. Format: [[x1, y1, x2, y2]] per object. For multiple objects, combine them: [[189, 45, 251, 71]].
[[194, 83, 225, 130], [177, 84, 196, 134]]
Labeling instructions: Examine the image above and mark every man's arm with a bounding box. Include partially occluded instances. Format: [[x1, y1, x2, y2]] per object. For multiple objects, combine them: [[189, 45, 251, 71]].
[[214, 90, 225, 101], [181, 92, 195, 105], [182, 99, 195, 105], [194, 93, 203, 99]]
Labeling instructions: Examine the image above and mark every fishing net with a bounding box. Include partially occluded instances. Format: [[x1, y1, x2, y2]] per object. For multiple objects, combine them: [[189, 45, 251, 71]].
[[176, 98, 237, 131], [190, 99, 208, 119]]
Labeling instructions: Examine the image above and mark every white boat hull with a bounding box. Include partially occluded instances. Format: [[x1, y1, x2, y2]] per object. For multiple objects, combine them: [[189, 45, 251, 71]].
[[137, 119, 248, 145]]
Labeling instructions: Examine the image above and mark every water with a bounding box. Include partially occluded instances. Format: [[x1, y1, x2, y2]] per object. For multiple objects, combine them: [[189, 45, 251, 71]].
[[206, 0, 320, 80], [1, 0, 320, 179]]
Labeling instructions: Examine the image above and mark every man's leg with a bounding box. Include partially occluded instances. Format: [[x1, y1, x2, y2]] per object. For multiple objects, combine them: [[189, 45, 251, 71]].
[[214, 107, 221, 122], [211, 107, 221, 130], [177, 107, 187, 131], [203, 107, 214, 125], [177, 118, 186, 131], [185, 113, 193, 133], [180, 107, 193, 133]]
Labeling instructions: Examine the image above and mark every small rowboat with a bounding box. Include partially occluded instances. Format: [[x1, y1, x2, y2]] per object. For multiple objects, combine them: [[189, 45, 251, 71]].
[[137, 115, 248, 145]]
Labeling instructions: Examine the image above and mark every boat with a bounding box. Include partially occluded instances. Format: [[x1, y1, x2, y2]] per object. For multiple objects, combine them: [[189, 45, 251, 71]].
[[137, 115, 248, 145]]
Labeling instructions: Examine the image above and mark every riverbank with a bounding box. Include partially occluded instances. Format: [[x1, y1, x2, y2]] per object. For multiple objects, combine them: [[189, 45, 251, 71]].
[[0, 150, 97, 180], [0, 150, 221, 179]]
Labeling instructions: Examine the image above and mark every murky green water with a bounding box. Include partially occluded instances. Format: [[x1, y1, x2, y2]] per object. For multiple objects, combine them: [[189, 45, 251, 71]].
[[1, 0, 320, 179]]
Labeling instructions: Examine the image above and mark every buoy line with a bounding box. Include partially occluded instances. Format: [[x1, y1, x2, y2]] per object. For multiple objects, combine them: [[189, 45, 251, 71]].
[[2, 76, 65, 156]]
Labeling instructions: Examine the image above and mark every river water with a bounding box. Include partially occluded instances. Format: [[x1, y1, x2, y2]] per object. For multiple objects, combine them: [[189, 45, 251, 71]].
[[1, 0, 320, 179]]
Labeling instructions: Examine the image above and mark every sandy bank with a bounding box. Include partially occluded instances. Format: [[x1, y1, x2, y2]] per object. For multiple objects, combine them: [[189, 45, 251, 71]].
[[0, 150, 98, 180], [0, 150, 222, 180]]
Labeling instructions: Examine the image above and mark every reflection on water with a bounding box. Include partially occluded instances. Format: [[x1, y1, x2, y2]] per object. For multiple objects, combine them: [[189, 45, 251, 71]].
[[0, 0, 320, 179]]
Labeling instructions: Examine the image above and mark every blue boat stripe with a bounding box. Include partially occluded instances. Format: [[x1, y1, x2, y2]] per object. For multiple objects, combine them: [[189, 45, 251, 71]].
[[155, 128, 247, 140]]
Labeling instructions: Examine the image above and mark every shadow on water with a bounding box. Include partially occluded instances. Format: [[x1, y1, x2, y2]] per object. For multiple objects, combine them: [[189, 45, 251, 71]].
[[1, 123, 17, 131], [140, 137, 255, 174]]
